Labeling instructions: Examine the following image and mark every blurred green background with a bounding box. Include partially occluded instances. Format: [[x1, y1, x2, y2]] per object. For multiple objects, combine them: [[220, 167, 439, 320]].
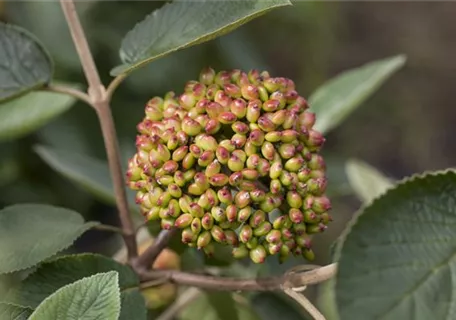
[[0, 1, 454, 316]]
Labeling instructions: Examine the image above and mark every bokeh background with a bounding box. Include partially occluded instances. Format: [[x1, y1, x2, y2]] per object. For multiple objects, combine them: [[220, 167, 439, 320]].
[[1, 1, 455, 318]]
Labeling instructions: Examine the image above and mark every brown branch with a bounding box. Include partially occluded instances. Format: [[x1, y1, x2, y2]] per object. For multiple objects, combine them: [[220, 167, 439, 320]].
[[42, 84, 92, 105], [60, 0, 137, 259], [136, 263, 337, 292], [133, 228, 178, 270]]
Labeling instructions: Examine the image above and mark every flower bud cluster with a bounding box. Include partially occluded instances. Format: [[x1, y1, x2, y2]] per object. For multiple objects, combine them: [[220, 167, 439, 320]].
[[126, 68, 332, 263]]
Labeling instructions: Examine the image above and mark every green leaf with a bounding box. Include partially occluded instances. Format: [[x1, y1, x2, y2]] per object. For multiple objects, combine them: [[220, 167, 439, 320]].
[[178, 292, 259, 320], [0, 22, 53, 102], [335, 170, 456, 320], [112, 0, 291, 75], [28, 271, 121, 320], [34, 145, 138, 213], [0, 204, 98, 274], [345, 158, 394, 204], [252, 292, 310, 320], [5, 253, 146, 320], [309, 55, 406, 134], [0, 90, 77, 142], [0, 302, 33, 320]]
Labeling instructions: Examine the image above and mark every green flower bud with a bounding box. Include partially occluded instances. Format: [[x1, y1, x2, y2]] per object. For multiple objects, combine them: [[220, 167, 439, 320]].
[[278, 144, 296, 159], [257, 115, 276, 132], [182, 117, 202, 136], [282, 111, 298, 130], [182, 227, 197, 244], [246, 100, 261, 123], [307, 177, 327, 195], [296, 234, 311, 249], [239, 225, 253, 243], [189, 203, 204, 218], [259, 195, 275, 212], [292, 223, 306, 235], [246, 237, 259, 249], [201, 213, 214, 230], [199, 67, 215, 85], [287, 191, 303, 209], [232, 244, 249, 259], [210, 225, 226, 243], [265, 229, 282, 244], [211, 206, 226, 223], [253, 221, 272, 237], [306, 223, 327, 234], [244, 140, 257, 156], [231, 134, 247, 148], [215, 70, 231, 86], [320, 212, 333, 225], [308, 154, 326, 170], [197, 230, 212, 248], [284, 156, 304, 172], [250, 245, 267, 264], [265, 131, 282, 143], [175, 213, 193, 228], [157, 191, 172, 207], [217, 187, 233, 204], [191, 217, 202, 234], [230, 99, 247, 118], [182, 153, 196, 170], [235, 190, 251, 208], [146, 207, 160, 220], [225, 204, 238, 222], [270, 179, 282, 194], [250, 189, 266, 203], [303, 248, 315, 261], [261, 141, 275, 160], [172, 146, 188, 162], [312, 196, 331, 213], [249, 210, 266, 228], [297, 168, 312, 182]]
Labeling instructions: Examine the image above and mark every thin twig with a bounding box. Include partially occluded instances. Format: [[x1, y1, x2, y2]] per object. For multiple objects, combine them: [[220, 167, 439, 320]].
[[43, 84, 92, 105], [93, 224, 126, 235], [106, 74, 127, 101], [94, 102, 138, 258], [137, 263, 337, 292], [284, 287, 326, 320], [60, 0, 137, 259], [156, 288, 202, 320], [133, 228, 178, 270], [59, 0, 103, 102]]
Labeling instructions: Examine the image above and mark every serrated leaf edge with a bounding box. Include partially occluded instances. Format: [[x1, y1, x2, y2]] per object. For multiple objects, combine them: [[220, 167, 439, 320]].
[[111, 0, 292, 76], [28, 271, 121, 320], [0, 22, 54, 103]]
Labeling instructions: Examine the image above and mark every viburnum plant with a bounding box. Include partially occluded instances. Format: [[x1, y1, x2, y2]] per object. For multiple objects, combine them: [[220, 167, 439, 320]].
[[2, 1, 450, 320]]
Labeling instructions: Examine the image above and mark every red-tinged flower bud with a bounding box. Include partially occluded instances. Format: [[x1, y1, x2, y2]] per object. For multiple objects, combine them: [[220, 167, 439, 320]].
[[293, 223, 307, 236], [295, 234, 312, 249], [175, 131, 189, 146], [278, 144, 296, 159], [173, 171, 185, 187], [237, 206, 252, 222], [248, 190, 264, 203], [235, 190, 251, 208], [231, 134, 247, 148], [244, 140, 257, 156], [199, 67, 216, 85], [263, 99, 280, 112], [312, 196, 331, 213], [270, 179, 282, 194], [210, 225, 226, 243], [239, 225, 253, 243], [253, 221, 272, 237], [249, 210, 266, 228], [259, 195, 275, 212], [263, 77, 280, 92], [198, 150, 215, 167], [230, 99, 247, 118], [217, 187, 232, 204], [172, 145, 188, 162], [246, 154, 260, 169], [232, 244, 249, 259], [224, 230, 239, 247], [246, 100, 261, 123], [320, 212, 333, 225], [162, 160, 179, 174], [287, 191, 303, 209], [182, 153, 196, 170], [267, 242, 282, 255], [219, 139, 235, 152], [248, 129, 265, 146], [279, 171, 293, 187], [250, 245, 267, 264], [261, 141, 275, 160], [307, 223, 327, 234], [181, 117, 202, 136], [265, 131, 282, 143], [231, 121, 249, 135], [197, 230, 212, 248], [298, 112, 316, 130], [161, 218, 175, 230], [239, 181, 256, 191], [175, 213, 193, 228], [126, 166, 143, 181], [284, 156, 304, 172], [188, 203, 204, 218], [257, 86, 269, 102], [265, 230, 282, 244], [167, 184, 182, 198], [282, 111, 298, 130], [297, 168, 312, 182], [205, 160, 221, 178], [201, 213, 214, 229], [211, 206, 226, 223], [281, 228, 293, 240], [289, 208, 304, 224], [221, 204, 236, 222], [206, 84, 218, 100], [257, 116, 276, 133], [146, 207, 160, 220], [281, 130, 298, 143], [308, 154, 326, 171], [168, 199, 181, 218], [229, 172, 243, 187], [218, 111, 237, 124], [310, 169, 325, 179], [178, 196, 191, 213], [306, 130, 325, 149], [203, 243, 215, 256], [307, 177, 328, 195], [272, 215, 287, 229], [214, 90, 232, 108], [214, 70, 231, 86], [224, 83, 241, 98], [215, 146, 230, 165], [239, 168, 257, 181], [179, 92, 197, 110], [269, 110, 286, 127], [182, 227, 197, 244], [205, 119, 221, 135], [240, 84, 259, 101], [206, 101, 223, 118]]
